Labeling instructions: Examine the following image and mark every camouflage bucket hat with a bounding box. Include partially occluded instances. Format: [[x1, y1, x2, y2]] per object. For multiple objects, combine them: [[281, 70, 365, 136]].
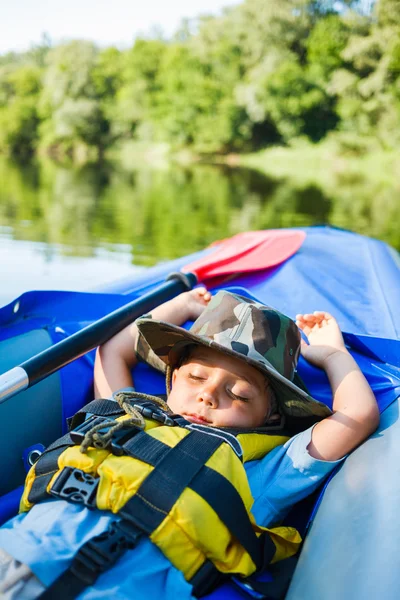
[[135, 290, 332, 427]]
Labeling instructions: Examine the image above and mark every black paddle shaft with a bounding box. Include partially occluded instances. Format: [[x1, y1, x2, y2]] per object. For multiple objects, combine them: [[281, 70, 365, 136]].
[[22, 272, 197, 387]]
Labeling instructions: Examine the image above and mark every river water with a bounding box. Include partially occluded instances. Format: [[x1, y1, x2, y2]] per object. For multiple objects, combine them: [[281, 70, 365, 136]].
[[0, 156, 398, 307]]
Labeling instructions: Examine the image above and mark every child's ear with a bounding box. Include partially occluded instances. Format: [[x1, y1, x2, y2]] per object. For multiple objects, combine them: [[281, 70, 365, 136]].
[[171, 368, 179, 387], [265, 413, 281, 423]]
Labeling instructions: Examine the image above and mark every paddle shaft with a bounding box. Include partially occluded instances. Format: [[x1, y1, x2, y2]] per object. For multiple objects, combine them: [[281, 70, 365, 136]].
[[0, 273, 196, 404]]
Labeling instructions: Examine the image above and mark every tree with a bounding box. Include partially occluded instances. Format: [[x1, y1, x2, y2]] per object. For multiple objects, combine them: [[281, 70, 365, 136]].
[[38, 41, 109, 157], [151, 42, 250, 152], [376, 0, 400, 26], [306, 15, 351, 80], [0, 64, 42, 156], [110, 39, 165, 140], [329, 2, 400, 146]]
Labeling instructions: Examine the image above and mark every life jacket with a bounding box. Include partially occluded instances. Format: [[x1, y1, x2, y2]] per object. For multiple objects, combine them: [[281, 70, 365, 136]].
[[21, 396, 302, 598]]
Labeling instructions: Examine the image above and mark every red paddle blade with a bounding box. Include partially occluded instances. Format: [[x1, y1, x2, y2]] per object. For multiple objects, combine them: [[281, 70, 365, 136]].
[[183, 230, 306, 281]]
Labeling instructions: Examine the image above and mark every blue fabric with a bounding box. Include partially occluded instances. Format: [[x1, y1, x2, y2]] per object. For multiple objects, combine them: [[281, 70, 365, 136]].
[[229, 227, 400, 339], [0, 427, 342, 599]]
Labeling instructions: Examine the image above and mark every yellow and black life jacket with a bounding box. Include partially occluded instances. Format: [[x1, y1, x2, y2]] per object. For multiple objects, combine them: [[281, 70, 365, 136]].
[[21, 397, 302, 598]]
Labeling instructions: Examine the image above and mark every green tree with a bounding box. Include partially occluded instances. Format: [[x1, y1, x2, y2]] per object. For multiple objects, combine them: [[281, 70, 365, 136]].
[[0, 65, 42, 156], [306, 15, 351, 80], [92, 47, 123, 99], [376, 0, 400, 26], [243, 60, 337, 142], [38, 41, 109, 158], [111, 39, 165, 140], [152, 42, 248, 151], [329, 2, 400, 147]]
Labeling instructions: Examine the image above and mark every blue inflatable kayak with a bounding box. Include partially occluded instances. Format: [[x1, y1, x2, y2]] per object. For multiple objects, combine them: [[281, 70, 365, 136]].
[[0, 226, 399, 599]]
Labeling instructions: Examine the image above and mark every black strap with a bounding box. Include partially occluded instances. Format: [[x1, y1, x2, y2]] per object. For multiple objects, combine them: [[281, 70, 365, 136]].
[[122, 429, 167, 464], [190, 560, 226, 597], [67, 396, 170, 430], [243, 555, 299, 599], [119, 430, 223, 534], [67, 398, 125, 430], [27, 432, 72, 505], [39, 519, 143, 600]]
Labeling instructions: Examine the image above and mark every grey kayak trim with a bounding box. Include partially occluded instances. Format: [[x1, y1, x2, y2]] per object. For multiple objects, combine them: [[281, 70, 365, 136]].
[[0, 367, 28, 404], [286, 397, 400, 599]]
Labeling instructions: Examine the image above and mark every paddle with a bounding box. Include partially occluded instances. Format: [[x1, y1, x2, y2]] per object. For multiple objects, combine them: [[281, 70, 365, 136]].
[[0, 229, 305, 404]]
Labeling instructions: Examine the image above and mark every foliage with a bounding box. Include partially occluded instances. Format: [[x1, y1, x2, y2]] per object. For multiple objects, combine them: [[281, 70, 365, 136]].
[[0, 64, 42, 156], [0, 0, 399, 160], [306, 15, 351, 79]]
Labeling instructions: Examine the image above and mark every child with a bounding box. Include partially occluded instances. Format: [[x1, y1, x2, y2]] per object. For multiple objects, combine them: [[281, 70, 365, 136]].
[[0, 289, 379, 599]]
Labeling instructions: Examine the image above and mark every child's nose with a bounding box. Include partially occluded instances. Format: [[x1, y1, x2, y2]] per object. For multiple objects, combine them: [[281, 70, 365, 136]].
[[197, 385, 218, 408]]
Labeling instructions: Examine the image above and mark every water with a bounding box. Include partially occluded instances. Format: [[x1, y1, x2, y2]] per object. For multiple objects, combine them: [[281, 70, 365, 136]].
[[0, 156, 398, 307]]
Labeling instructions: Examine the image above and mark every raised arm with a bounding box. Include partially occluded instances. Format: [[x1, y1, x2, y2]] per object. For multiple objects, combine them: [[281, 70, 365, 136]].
[[296, 312, 380, 461], [94, 288, 211, 399]]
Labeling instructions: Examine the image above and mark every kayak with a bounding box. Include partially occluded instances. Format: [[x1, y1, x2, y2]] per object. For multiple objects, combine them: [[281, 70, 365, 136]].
[[0, 225, 399, 599]]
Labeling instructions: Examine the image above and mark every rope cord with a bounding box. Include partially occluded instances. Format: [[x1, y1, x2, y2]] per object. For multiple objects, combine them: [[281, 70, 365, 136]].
[[166, 364, 173, 396], [79, 388, 172, 454]]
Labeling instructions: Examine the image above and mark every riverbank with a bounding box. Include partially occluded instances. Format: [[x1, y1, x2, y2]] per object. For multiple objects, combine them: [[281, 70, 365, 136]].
[[238, 139, 398, 188], [110, 138, 399, 187], [236, 139, 399, 250]]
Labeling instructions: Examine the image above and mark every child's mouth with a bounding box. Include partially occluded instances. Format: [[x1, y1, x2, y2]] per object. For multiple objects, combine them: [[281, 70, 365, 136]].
[[184, 414, 212, 425]]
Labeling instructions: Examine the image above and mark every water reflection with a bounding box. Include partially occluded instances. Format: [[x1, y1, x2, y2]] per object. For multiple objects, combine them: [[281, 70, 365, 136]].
[[0, 157, 399, 274]]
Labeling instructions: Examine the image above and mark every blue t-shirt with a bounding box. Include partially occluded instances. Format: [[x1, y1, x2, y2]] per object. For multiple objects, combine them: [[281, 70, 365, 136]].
[[0, 425, 342, 599]]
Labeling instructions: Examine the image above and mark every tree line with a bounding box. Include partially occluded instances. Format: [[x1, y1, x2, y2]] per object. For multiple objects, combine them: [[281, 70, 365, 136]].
[[0, 0, 399, 161]]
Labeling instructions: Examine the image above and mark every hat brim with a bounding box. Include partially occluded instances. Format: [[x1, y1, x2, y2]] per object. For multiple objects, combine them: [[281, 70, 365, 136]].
[[136, 318, 332, 424]]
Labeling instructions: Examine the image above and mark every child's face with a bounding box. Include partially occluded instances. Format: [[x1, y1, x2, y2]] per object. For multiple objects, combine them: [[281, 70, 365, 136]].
[[168, 346, 271, 428]]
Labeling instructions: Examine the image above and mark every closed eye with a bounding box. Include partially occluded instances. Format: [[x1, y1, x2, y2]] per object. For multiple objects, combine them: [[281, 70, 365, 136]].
[[229, 390, 249, 402], [189, 374, 205, 382]]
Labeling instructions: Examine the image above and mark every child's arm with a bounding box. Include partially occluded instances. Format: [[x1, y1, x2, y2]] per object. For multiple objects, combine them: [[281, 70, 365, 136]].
[[296, 311, 380, 461], [94, 288, 211, 399]]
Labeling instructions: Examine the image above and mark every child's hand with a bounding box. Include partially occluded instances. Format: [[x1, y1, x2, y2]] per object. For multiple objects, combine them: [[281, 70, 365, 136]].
[[182, 287, 212, 321], [296, 312, 348, 369]]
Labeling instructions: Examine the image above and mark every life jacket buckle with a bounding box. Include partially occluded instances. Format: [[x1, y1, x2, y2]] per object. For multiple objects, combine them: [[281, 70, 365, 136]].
[[50, 467, 99, 508], [70, 415, 142, 456], [107, 426, 142, 456], [132, 403, 175, 426], [70, 415, 111, 446]]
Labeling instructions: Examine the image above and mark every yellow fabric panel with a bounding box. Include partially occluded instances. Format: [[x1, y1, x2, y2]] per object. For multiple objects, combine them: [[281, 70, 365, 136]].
[[96, 454, 154, 513], [255, 524, 302, 563], [146, 424, 188, 445], [236, 432, 290, 462], [150, 508, 205, 581], [152, 485, 258, 580], [19, 465, 36, 512], [57, 445, 110, 475]]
